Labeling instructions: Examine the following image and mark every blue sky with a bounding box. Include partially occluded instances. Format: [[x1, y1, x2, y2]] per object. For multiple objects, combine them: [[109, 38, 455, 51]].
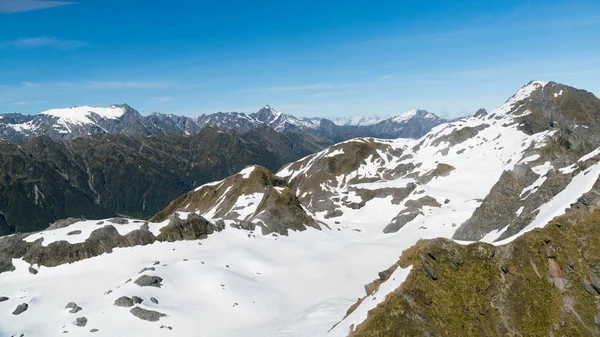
[[1, 0, 599, 118]]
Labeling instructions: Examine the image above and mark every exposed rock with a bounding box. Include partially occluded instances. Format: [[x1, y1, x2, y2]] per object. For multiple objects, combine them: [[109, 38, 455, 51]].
[[419, 254, 438, 280], [453, 165, 539, 241], [589, 273, 600, 294], [383, 211, 421, 233], [134, 275, 163, 288], [139, 267, 155, 274], [67, 230, 82, 236], [150, 297, 159, 304], [108, 218, 128, 225], [131, 296, 143, 304], [250, 186, 321, 235], [65, 302, 82, 314], [418, 163, 455, 184], [324, 209, 344, 219], [0, 296, 8, 302], [12, 303, 28, 315], [157, 212, 222, 242], [74, 317, 87, 327], [0, 233, 31, 273], [114, 296, 134, 307], [130, 306, 167, 322], [28, 266, 38, 275], [474, 108, 488, 118], [21, 225, 155, 268], [48, 217, 83, 230]]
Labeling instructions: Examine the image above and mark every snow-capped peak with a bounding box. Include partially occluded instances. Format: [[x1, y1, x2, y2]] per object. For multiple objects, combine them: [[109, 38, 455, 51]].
[[40, 105, 126, 124], [492, 80, 549, 115], [391, 109, 419, 122], [331, 115, 390, 126]]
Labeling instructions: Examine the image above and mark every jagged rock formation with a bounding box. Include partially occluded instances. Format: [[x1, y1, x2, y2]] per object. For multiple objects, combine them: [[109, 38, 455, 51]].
[[453, 81, 600, 241], [151, 165, 320, 235]]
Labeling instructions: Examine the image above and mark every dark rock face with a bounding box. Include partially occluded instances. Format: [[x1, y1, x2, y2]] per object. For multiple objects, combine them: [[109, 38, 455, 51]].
[[67, 230, 82, 236], [48, 218, 83, 230], [0, 296, 8, 302], [157, 213, 221, 242], [131, 296, 143, 304], [250, 186, 321, 235], [22, 225, 155, 268], [0, 214, 229, 272], [12, 303, 28, 315], [130, 306, 167, 322], [0, 126, 330, 235], [134, 275, 163, 288], [114, 296, 134, 307], [383, 196, 441, 233], [108, 218, 128, 225], [65, 302, 82, 313], [150, 297, 159, 304], [75, 317, 88, 327], [383, 211, 421, 233], [0, 233, 30, 273]]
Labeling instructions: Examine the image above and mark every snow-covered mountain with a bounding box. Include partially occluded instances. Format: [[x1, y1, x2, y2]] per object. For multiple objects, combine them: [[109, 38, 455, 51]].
[[332, 115, 389, 126], [2, 81, 600, 336], [0, 104, 448, 143]]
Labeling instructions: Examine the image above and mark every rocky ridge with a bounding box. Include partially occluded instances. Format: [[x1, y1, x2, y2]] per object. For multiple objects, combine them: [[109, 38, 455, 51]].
[[0, 104, 448, 143]]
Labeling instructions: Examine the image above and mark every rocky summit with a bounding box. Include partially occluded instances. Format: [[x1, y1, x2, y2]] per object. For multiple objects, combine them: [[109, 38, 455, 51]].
[[2, 81, 600, 337]]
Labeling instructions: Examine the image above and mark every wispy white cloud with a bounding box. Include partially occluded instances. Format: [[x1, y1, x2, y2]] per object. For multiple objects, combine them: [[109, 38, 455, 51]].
[[19, 80, 174, 90], [150, 96, 173, 103], [379, 75, 392, 80], [88, 81, 172, 89], [0, 0, 75, 14], [265, 82, 371, 91], [5, 37, 85, 49]]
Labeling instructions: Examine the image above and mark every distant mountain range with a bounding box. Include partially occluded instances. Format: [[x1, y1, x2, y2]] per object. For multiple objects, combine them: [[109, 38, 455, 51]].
[[0, 105, 449, 143]]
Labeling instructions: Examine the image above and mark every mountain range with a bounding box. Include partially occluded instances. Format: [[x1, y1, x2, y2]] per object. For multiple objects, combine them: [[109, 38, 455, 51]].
[[1, 80, 600, 337], [0, 105, 448, 143]]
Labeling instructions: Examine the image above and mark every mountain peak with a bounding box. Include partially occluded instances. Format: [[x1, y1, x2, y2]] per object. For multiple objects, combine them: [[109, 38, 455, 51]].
[[252, 105, 283, 124]]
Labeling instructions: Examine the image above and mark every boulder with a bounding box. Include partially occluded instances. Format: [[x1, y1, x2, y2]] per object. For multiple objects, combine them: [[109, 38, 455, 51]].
[[134, 275, 163, 288], [150, 297, 159, 304], [12, 303, 28, 315], [75, 317, 88, 327], [65, 302, 83, 313], [114, 296, 134, 307], [67, 230, 82, 236], [0, 296, 8, 302], [130, 306, 167, 322], [131, 296, 143, 304], [138, 267, 155, 274]]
